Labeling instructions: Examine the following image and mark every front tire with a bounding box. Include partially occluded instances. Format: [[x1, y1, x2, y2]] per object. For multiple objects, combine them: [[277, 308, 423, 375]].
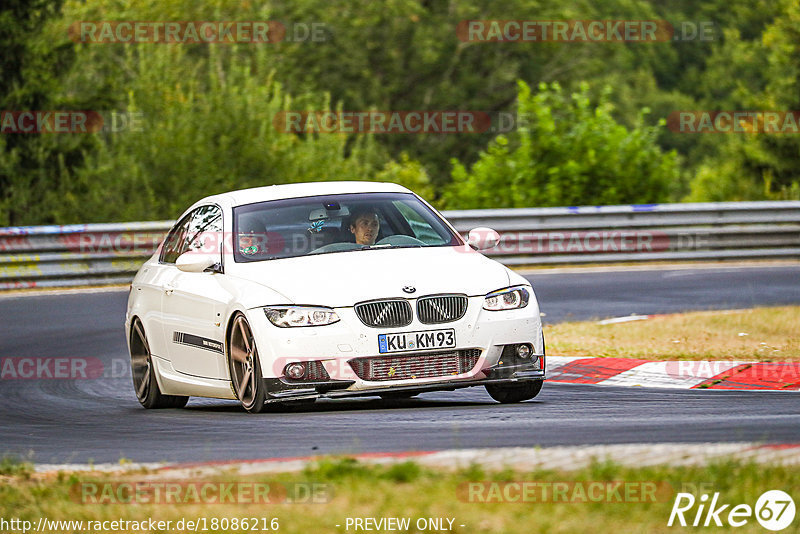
[[129, 318, 189, 409], [228, 313, 269, 413], [485, 380, 543, 403]]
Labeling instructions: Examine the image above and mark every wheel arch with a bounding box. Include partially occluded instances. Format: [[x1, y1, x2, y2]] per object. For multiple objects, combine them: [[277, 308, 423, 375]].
[[224, 308, 249, 357]]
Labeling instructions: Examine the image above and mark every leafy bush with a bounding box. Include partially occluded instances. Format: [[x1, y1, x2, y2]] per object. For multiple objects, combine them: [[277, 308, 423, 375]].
[[441, 81, 680, 209]]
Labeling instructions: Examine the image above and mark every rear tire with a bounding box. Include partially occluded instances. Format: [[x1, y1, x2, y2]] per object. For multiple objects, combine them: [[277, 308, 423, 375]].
[[129, 319, 189, 409], [485, 381, 543, 403]]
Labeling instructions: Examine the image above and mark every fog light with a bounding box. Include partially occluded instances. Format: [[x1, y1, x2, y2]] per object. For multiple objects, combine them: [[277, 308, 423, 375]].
[[516, 344, 532, 359], [284, 362, 307, 380]]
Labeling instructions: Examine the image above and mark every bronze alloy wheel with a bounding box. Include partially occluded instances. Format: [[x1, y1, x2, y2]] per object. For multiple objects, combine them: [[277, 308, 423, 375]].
[[228, 313, 268, 413], [129, 318, 188, 409]]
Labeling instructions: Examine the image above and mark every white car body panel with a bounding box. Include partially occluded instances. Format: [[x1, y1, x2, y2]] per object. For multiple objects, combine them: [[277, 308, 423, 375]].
[[226, 246, 510, 307], [160, 269, 231, 378], [151, 355, 236, 399]]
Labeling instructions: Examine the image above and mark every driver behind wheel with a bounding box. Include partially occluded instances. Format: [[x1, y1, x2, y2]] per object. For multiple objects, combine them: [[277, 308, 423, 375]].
[[348, 207, 380, 246]]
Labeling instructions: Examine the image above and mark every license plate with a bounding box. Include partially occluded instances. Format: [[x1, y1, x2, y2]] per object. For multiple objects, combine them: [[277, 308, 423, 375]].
[[378, 329, 456, 354]]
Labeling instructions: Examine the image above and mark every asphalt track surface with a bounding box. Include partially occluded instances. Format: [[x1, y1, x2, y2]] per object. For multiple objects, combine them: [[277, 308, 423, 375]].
[[0, 264, 798, 464]]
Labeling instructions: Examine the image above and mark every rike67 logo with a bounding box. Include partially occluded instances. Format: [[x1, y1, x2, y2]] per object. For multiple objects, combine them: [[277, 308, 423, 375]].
[[669, 490, 795, 531]]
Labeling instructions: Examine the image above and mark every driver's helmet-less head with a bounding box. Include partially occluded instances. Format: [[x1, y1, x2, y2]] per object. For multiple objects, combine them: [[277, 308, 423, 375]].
[[348, 207, 380, 246]]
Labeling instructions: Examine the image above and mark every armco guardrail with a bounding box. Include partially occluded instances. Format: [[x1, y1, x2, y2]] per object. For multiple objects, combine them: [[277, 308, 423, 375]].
[[1, 201, 798, 290], [0, 221, 172, 290], [444, 201, 800, 265]]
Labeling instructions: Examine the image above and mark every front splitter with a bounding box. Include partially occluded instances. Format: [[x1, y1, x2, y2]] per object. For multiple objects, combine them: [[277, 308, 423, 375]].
[[263, 371, 545, 403]]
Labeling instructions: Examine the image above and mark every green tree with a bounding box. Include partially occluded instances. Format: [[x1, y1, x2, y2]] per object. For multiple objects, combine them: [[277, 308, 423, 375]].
[[49, 44, 429, 222], [685, 0, 800, 201], [263, 0, 674, 188], [5, 0, 797, 225], [0, 0, 100, 225]]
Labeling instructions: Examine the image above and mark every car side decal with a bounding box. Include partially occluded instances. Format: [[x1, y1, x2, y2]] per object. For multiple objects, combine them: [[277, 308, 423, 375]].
[[172, 332, 224, 354]]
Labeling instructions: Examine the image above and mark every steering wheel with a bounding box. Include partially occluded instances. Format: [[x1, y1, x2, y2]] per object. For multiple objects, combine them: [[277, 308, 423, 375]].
[[375, 235, 426, 246]]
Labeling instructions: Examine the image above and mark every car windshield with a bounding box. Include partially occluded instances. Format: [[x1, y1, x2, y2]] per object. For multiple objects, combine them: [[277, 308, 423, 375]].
[[232, 192, 461, 262]]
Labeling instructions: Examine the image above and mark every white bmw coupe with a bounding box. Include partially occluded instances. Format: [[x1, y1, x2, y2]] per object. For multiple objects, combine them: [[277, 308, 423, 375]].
[[126, 182, 545, 412]]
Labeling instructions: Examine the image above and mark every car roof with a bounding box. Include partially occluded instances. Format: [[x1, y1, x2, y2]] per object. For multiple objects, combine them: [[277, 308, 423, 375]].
[[194, 181, 413, 211]]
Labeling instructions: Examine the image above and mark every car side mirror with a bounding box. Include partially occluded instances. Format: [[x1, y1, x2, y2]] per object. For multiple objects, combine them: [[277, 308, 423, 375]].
[[467, 227, 501, 251], [176, 252, 220, 273]]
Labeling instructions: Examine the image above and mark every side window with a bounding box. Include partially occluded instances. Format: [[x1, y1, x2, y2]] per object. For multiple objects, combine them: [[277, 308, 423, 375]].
[[160, 213, 193, 264], [185, 205, 223, 252], [160, 205, 223, 264]]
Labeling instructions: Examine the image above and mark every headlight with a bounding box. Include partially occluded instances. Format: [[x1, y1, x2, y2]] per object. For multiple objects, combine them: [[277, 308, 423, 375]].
[[483, 286, 530, 311], [264, 306, 340, 327]]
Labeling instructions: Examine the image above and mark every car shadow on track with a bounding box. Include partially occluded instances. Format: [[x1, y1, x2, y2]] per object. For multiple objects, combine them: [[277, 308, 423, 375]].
[[181, 396, 508, 414]]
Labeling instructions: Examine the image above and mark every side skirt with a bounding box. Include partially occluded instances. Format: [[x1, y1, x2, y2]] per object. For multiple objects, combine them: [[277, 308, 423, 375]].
[[151, 355, 237, 400]]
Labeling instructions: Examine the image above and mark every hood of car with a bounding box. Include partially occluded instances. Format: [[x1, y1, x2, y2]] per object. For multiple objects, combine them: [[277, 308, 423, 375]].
[[229, 246, 511, 307]]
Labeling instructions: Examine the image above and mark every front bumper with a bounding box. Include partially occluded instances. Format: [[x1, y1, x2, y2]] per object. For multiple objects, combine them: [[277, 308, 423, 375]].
[[262, 359, 545, 403], [247, 294, 545, 394]]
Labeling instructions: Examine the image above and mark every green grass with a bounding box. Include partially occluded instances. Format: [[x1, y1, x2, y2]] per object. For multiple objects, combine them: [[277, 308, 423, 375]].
[[546, 306, 800, 361], [1, 458, 797, 533], [0, 455, 33, 477]]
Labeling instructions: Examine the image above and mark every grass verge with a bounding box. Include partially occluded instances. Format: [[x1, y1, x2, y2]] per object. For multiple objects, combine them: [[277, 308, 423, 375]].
[[545, 306, 800, 361], [0, 458, 797, 533], [0, 455, 33, 477]]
